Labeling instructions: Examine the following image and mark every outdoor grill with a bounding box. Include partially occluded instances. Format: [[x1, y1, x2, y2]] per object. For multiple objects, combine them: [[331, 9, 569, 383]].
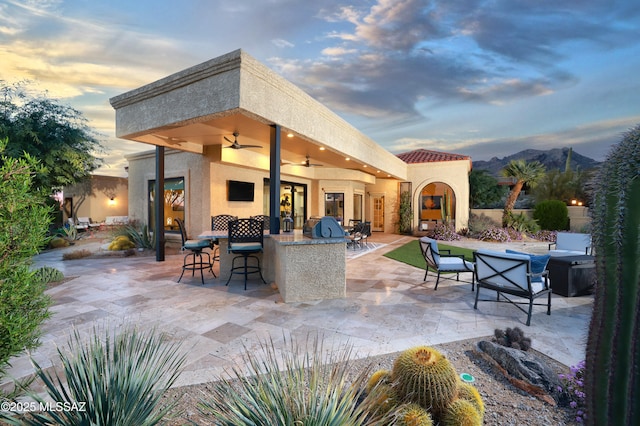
[[303, 216, 348, 239]]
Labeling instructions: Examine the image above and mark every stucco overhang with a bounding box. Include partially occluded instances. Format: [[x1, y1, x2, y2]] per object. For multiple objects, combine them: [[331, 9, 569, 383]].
[[110, 49, 407, 181]]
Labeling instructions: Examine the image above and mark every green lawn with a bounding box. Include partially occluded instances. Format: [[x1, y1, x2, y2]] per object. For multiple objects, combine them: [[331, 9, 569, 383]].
[[383, 239, 475, 270]]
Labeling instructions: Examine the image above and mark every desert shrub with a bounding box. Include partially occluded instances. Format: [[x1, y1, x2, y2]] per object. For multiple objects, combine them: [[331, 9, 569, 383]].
[[533, 200, 569, 231], [113, 221, 155, 249], [199, 334, 376, 425], [62, 249, 93, 260], [467, 213, 500, 236], [431, 223, 461, 241], [33, 266, 64, 284], [558, 360, 587, 423], [504, 211, 540, 234], [477, 227, 511, 242], [530, 229, 557, 242], [1, 325, 185, 425], [0, 138, 51, 386]]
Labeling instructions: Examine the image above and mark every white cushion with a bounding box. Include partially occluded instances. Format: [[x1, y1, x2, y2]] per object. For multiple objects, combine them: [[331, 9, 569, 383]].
[[438, 257, 474, 272]]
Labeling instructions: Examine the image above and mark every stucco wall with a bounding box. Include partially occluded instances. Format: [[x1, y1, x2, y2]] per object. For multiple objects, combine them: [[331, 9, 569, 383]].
[[65, 175, 128, 223], [127, 149, 210, 238], [363, 179, 399, 233], [471, 206, 591, 232], [407, 160, 471, 232]]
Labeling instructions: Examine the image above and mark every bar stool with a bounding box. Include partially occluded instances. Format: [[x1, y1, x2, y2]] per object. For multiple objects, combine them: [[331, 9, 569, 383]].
[[176, 218, 214, 284], [211, 214, 238, 266], [225, 218, 267, 290]]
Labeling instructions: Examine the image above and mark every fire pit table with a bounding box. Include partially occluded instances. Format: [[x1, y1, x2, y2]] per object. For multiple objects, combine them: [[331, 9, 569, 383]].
[[547, 254, 595, 297]]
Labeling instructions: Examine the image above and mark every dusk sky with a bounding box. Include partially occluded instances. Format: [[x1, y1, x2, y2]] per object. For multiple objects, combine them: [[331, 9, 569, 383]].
[[2, 0, 639, 176]]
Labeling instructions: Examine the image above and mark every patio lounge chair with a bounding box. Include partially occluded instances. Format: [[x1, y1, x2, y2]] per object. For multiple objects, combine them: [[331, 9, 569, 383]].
[[548, 232, 592, 256], [473, 249, 552, 326], [419, 237, 475, 290]]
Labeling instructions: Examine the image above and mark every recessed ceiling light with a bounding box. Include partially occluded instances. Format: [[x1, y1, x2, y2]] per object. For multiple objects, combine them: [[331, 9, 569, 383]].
[[363, 165, 368, 168], [287, 132, 294, 138], [319, 146, 325, 150], [345, 157, 350, 161], [376, 170, 380, 173]]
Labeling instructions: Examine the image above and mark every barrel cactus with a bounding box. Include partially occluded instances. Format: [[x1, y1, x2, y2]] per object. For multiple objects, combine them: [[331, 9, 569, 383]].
[[391, 403, 434, 426], [108, 235, 136, 250], [585, 124, 640, 424], [457, 382, 485, 418], [391, 345, 459, 413], [366, 382, 400, 417], [439, 398, 482, 426], [366, 369, 391, 393]]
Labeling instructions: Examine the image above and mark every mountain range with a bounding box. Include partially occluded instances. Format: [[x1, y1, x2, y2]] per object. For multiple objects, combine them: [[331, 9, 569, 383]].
[[472, 147, 601, 176]]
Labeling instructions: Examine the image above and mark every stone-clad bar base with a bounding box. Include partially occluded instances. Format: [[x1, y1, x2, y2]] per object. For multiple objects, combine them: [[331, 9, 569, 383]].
[[265, 232, 347, 303], [204, 230, 348, 303]]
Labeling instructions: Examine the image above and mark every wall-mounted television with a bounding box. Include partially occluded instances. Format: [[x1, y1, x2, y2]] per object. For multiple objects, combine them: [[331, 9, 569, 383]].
[[227, 180, 255, 202]]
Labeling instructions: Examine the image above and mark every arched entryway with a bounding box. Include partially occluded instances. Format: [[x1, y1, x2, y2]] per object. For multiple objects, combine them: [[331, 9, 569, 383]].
[[418, 182, 456, 230]]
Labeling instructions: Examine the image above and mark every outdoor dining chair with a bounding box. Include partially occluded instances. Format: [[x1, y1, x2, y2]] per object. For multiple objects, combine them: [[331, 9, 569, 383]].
[[419, 236, 475, 290], [225, 218, 267, 290], [176, 218, 215, 284]]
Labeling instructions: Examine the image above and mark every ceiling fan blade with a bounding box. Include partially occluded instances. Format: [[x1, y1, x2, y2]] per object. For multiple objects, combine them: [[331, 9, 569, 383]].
[[151, 134, 186, 145], [222, 132, 262, 149]]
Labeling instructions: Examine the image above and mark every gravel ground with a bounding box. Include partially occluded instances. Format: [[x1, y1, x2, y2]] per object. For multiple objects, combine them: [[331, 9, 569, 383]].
[[160, 336, 578, 425]]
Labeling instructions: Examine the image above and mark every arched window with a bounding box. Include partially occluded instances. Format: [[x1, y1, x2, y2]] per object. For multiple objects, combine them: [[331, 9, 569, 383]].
[[419, 182, 455, 228]]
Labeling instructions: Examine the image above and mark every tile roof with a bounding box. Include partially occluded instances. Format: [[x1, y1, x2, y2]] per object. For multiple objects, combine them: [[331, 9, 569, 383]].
[[396, 149, 471, 164]]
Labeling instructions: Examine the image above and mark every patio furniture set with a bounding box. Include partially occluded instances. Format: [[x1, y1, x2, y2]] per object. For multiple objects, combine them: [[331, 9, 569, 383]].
[[419, 232, 594, 326], [177, 215, 356, 300]]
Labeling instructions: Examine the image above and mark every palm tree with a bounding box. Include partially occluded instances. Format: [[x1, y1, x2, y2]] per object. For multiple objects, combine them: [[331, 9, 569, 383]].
[[501, 159, 546, 226]]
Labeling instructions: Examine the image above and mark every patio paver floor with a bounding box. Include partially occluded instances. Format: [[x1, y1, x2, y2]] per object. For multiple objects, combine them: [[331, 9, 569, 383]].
[[2, 234, 592, 390]]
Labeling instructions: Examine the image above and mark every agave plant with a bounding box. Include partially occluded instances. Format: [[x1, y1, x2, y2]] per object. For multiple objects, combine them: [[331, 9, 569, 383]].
[[2, 325, 185, 426], [199, 334, 381, 426]]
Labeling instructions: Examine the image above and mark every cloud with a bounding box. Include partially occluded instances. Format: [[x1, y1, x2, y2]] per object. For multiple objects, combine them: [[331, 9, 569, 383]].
[[0, 1, 199, 100], [272, 39, 294, 48], [386, 115, 640, 162], [271, 0, 639, 121]]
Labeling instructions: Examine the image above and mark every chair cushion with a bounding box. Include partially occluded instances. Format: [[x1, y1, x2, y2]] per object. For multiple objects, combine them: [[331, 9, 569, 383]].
[[438, 257, 474, 272], [184, 239, 211, 250], [506, 250, 551, 282], [230, 242, 263, 252]]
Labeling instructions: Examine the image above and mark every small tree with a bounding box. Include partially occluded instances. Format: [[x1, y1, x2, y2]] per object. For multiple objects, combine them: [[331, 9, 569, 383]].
[[0, 81, 103, 193], [469, 169, 506, 208], [0, 138, 51, 384], [501, 159, 546, 227]]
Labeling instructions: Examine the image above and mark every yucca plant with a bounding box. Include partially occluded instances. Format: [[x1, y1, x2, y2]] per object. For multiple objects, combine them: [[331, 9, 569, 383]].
[[2, 325, 185, 425], [199, 334, 382, 426]]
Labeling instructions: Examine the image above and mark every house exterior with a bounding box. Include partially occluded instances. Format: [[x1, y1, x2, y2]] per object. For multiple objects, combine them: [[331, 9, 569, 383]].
[[111, 49, 471, 239], [62, 174, 128, 225]]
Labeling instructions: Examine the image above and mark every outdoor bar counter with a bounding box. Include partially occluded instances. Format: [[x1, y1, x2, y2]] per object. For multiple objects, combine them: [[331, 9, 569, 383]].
[[198, 228, 348, 303]]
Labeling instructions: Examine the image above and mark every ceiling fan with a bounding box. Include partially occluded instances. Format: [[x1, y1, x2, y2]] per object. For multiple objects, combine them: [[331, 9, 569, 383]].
[[293, 155, 323, 167], [223, 132, 262, 149]]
